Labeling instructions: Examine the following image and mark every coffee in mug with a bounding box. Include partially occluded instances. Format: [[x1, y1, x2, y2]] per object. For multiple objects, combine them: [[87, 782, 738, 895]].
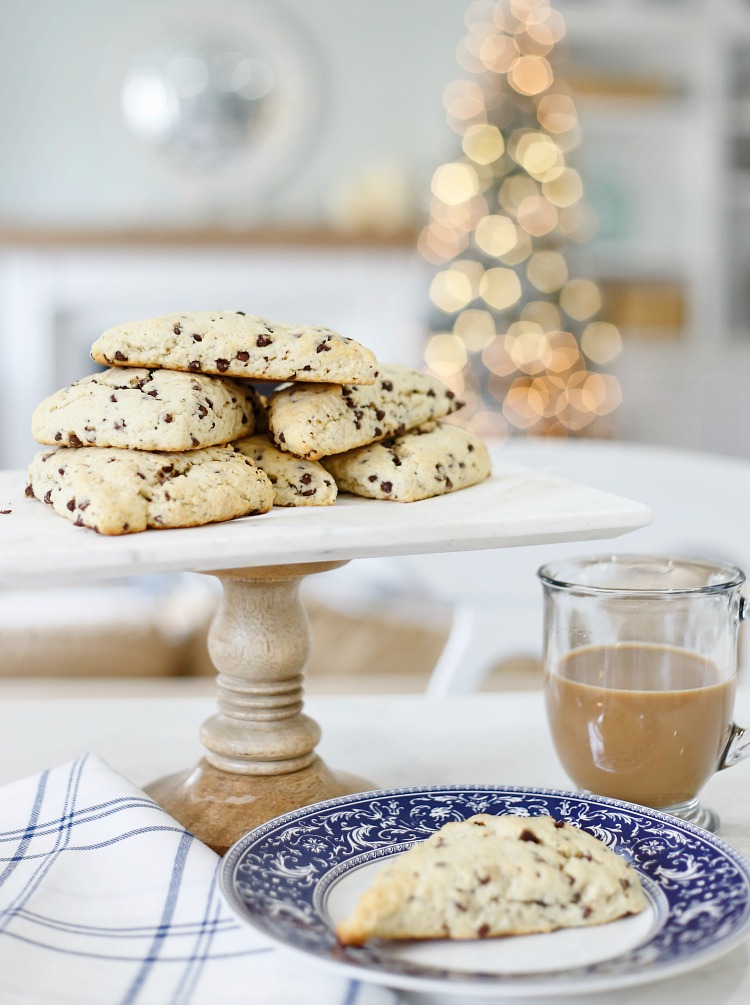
[[538, 555, 750, 831]]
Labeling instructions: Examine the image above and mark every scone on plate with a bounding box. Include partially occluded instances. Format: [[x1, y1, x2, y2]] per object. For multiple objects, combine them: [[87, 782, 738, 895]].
[[322, 421, 491, 501], [335, 814, 645, 946], [266, 364, 462, 460], [90, 310, 379, 386], [232, 435, 337, 507], [26, 444, 274, 535], [32, 367, 259, 452]]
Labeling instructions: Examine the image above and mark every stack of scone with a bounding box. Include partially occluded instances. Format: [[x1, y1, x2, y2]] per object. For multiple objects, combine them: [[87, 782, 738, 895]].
[[26, 311, 491, 535]]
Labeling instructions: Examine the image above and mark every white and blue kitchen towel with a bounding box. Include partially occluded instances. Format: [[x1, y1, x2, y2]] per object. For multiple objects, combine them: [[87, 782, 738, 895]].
[[0, 754, 396, 1005]]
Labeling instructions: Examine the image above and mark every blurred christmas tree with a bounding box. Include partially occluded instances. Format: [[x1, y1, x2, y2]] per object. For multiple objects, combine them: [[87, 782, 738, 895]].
[[420, 0, 622, 439]]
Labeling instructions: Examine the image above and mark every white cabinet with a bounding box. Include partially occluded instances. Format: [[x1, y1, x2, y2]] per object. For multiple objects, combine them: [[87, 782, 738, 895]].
[[549, 0, 750, 457]]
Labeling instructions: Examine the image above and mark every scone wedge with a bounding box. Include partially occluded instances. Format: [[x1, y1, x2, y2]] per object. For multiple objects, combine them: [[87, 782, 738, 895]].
[[91, 310, 379, 385], [233, 435, 337, 506], [336, 814, 645, 946], [266, 364, 462, 460], [32, 367, 259, 451], [27, 445, 273, 535], [322, 421, 490, 501]]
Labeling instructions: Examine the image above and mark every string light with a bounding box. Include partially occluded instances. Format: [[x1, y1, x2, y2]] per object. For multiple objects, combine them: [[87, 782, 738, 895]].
[[421, 0, 621, 437]]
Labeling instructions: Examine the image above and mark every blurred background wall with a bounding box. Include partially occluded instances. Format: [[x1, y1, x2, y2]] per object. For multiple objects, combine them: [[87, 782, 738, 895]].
[[3, 0, 750, 468]]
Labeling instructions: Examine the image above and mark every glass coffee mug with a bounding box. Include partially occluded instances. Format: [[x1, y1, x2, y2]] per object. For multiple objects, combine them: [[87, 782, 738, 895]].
[[538, 555, 750, 831]]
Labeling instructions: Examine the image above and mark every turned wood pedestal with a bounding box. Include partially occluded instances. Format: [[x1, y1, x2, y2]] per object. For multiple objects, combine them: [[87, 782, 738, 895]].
[[145, 562, 373, 854]]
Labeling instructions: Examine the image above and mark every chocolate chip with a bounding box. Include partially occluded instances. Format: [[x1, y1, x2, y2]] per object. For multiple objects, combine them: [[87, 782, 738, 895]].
[[66, 498, 76, 511], [381, 380, 393, 391], [554, 819, 565, 828], [69, 434, 83, 447], [188, 361, 201, 372], [110, 394, 117, 403], [163, 413, 173, 423], [192, 334, 202, 342], [0, 509, 11, 515], [368, 475, 377, 482], [468, 443, 475, 452], [54, 432, 62, 441], [43, 490, 52, 504], [316, 342, 331, 352], [300, 488, 316, 497], [114, 419, 126, 431], [236, 310, 246, 315], [278, 432, 285, 443], [236, 350, 250, 362], [58, 468, 65, 475], [380, 481, 393, 493], [114, 351, 127, 362], [74, 515, 84, 527], [300, 473, 312, 485], [427, 389, 436, 397], [477, 924, 490, 938], [173, 324, 182, 335], [302, 364, 312, 371], [191, 436, 199, 447], [215, 358, 230, 372], [24, 485, 34, 497], [375, 409, 385, 420], [519, 829, 541, 844], [256, 334, 272, 348], [197, 404, 207, 418], [446, 390, 455, 399], [147, 389, 158, 397]]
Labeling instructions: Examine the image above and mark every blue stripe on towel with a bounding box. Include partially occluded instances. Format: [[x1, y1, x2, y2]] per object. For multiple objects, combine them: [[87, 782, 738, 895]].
[[0, 754, 85, 932], [120, 830, 194, 1004]]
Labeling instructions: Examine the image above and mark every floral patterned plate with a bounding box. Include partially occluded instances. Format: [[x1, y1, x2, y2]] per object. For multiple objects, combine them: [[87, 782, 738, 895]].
[[219, 785, 750, 998]]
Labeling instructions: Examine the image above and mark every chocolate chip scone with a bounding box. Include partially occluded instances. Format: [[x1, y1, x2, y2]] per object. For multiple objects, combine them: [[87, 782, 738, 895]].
[[26, 445, 273, 535], [232, 435, 336, 507], [91, 310, 378, 385], [322, 421, 490, 501], [266, 364, 462, 460], [31, 367, 259, 451], [336, 814, 645, 946]]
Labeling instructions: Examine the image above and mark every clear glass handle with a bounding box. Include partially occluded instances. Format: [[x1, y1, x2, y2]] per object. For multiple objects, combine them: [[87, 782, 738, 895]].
[[720, 723, 750, 770]]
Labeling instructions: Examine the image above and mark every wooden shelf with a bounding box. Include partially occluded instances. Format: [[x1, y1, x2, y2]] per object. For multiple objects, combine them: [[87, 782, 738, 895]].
[[0, 225, 420, 250]]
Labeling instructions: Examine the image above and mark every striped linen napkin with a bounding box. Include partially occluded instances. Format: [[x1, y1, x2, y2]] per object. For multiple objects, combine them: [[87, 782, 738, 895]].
[[0, 754, 396, 1005]]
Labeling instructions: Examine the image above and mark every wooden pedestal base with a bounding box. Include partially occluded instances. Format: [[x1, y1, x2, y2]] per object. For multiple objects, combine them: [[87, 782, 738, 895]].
[[145, 561, 375, 854], [146, 756, 371, 857]]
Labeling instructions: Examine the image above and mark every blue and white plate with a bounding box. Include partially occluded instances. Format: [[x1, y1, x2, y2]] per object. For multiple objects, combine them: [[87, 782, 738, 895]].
[[220, 785, 750, 998]]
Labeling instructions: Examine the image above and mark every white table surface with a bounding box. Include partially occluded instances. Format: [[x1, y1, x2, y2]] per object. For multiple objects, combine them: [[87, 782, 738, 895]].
[[0, 449, 651, 584], [2, 684, 749, 1005]]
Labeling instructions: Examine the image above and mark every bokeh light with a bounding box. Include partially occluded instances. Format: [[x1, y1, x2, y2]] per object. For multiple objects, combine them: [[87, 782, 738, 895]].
[[421, 0, 620, 437]]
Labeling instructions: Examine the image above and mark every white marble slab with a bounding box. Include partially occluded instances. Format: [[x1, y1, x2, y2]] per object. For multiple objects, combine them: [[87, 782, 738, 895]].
[[0, 451, 652, 585]]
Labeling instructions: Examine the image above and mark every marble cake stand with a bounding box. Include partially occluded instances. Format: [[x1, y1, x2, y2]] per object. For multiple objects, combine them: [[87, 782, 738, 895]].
[[0, 454, 651, 854]]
